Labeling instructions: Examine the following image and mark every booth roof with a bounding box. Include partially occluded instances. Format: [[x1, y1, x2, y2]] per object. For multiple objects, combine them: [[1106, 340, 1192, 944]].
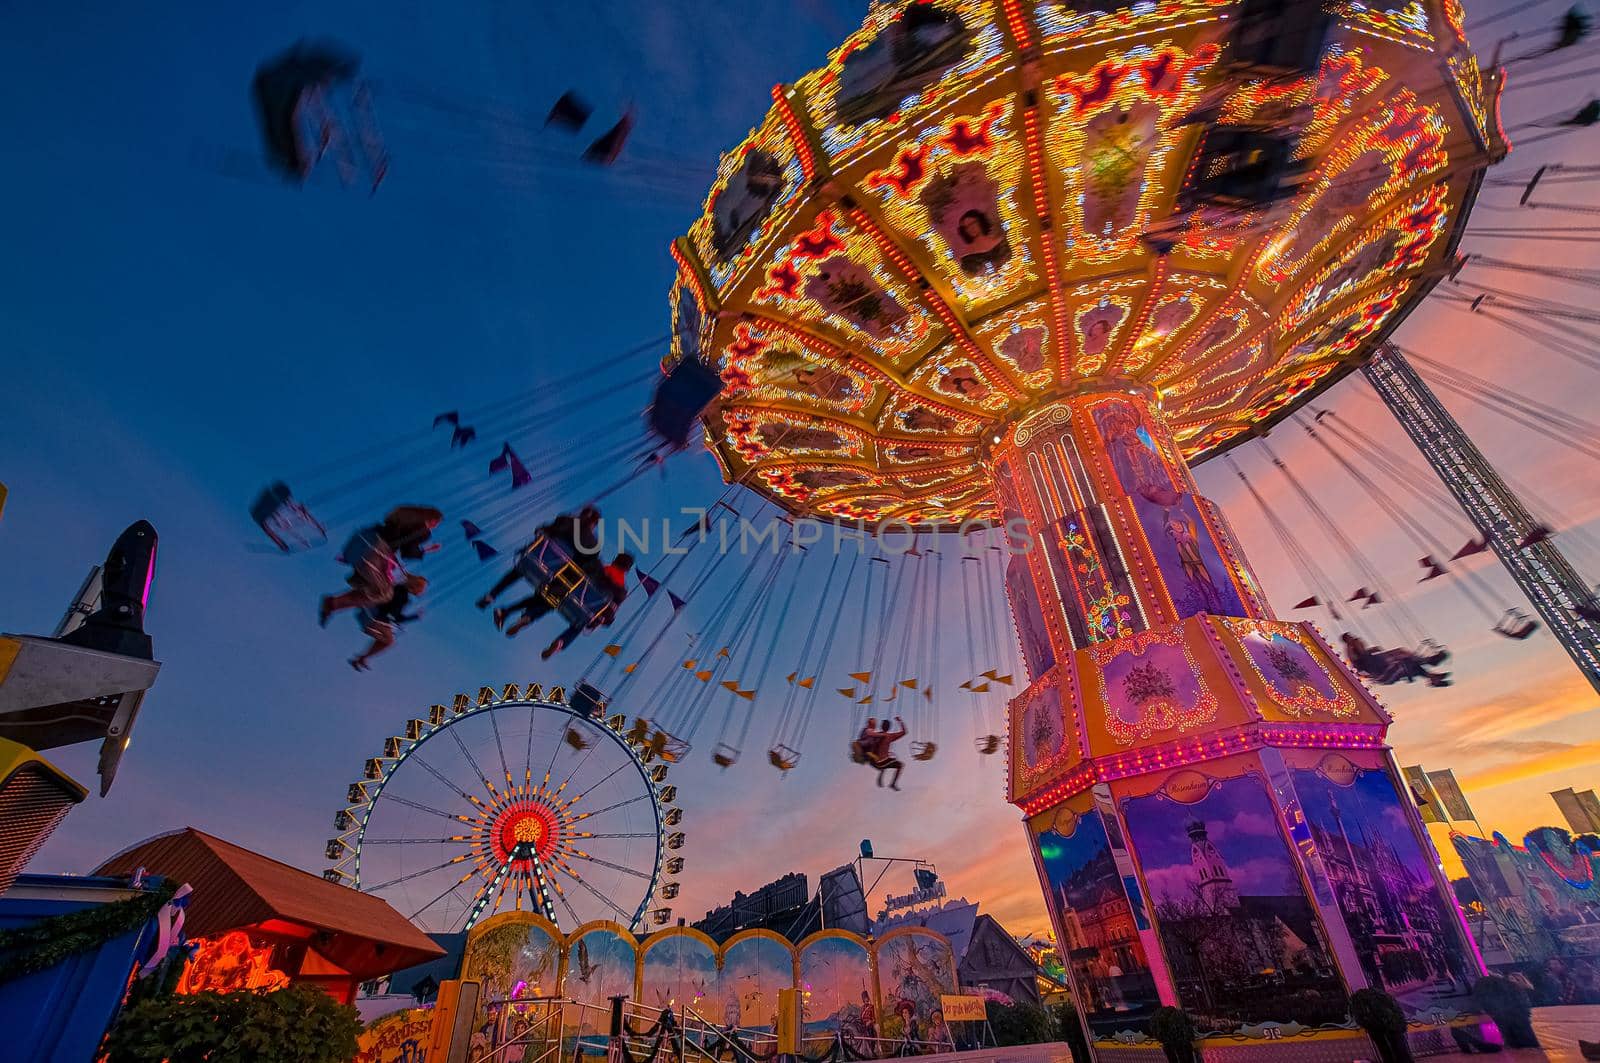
[[94, 827, 443, 978]]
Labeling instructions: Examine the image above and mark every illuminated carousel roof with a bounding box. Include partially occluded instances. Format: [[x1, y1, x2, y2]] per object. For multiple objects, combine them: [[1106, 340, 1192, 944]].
[[670, 0, 1500, 526]]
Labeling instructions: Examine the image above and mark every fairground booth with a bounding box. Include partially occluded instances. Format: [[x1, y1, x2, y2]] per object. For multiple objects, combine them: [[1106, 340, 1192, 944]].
[[96, 828, 443, 1004]]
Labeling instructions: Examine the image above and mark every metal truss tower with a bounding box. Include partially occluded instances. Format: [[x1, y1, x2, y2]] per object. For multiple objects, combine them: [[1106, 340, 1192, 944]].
[[1364, 344, 1600, 695]]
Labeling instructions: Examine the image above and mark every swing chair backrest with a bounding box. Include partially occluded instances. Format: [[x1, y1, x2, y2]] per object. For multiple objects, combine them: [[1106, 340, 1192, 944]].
[[712, 743, 739, 767], [768, 745, 799, 770], [515, 534, 616, 625], [912, 742, 937, 762]]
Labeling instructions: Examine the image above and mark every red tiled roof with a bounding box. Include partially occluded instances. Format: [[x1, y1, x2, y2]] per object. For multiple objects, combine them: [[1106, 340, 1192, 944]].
[[95, 828, 443, 979]]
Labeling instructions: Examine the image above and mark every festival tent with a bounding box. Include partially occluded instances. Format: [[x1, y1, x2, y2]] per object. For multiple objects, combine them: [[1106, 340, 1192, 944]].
[[95, 827, 442, 1003]]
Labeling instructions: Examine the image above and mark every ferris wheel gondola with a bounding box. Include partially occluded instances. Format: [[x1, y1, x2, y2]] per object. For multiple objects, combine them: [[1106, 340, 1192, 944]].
[[327, 684, 684, 933]]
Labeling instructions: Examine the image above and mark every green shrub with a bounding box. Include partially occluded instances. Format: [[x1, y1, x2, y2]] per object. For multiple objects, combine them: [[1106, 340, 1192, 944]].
[[1473, 975, 1539, 1049], [986, 1000, 1053, 1046], [1050, 1002, 1092, 1062], [105, 983, 362, 1063], [1349, 988, 1413, 1063], [1148, 1006, 1198, 1063]]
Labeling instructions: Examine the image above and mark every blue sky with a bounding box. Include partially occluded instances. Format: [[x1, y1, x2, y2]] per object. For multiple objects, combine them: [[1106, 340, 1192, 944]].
[[4, 0, 1600, 939]]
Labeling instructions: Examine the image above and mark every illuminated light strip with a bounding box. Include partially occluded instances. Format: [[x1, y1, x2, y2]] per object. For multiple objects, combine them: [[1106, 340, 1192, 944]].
[[771, 85, 817, 181], [1020, 106, 1072, 381], [845, 206, 1024, 400], [669, 244, 711, 320], [1014, 721, 1388, 813], [998, 0, 1034, 51], [1106, 256, 1169, 378]]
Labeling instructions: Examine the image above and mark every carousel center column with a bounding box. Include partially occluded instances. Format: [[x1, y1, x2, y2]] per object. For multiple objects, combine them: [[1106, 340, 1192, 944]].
[[987, 383, 1485, 1051]]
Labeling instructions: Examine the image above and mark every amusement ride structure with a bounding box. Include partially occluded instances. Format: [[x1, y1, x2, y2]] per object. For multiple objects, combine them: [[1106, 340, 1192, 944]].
[[329, 684, 683, 934], [661, 0, 1546, 1048]]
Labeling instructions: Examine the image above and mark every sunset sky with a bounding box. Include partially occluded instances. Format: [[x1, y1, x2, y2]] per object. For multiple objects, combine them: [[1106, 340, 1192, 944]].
[[3, 0, 1597, 939]]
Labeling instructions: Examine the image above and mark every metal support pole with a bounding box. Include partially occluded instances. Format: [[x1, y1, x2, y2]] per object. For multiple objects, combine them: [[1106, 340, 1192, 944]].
[[1363, 344, 1600, 695]]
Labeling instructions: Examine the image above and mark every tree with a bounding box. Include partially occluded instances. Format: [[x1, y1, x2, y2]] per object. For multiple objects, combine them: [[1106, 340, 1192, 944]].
[[986, 1001, 1053, 1046], [104, 984, 362, 1063]]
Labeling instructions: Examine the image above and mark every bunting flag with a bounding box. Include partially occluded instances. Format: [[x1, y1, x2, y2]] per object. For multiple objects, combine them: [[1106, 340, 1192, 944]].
[[717, 647, 730, 658], [797, 677, 815, 689], [899, 679, 917, 689], [720, 680, 756, 700], [683, 659, 697, 670], [582, 109, 635, 165], [432, 411, 459, 428], [603, 645, 622, 657], [668, 591, 687, 612], [1418, 556, 1447, 581], [992, 674, 1014, 686], [923, 688, 933, 700], [678, 511, 714, 539], [837, 687, 857, 698], [958, 680, 973, 691], [884, 690, 898, 703], [623, 663, 639, 674], [1347, 587, 1374, 603], [461, 520, 483, 541], [695, 670, 714, 681], [1453, 536, 1489, 560], [544, 90, 593, 131], [849, 671, 873, 683], [786, 672, 798, 684], [720, 680, 740, 693], [638, 570, 662, 597], [488, 444, 533, 489], [471, 541, 499, 561], [857, 695, 874, 705], [971, 682, 991, 693], [1292, 595, 1319, 609], [451, 425, 477, 448]]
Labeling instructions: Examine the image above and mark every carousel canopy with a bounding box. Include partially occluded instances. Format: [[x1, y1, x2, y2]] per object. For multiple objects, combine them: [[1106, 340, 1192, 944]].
[[670, 0, 1498, 526]]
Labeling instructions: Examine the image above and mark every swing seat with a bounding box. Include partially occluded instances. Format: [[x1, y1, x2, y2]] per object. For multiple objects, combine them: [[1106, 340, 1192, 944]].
[[651, 730, 690, 763], [250, 481, 326, 553], [711, 743, 739, 768], [1414, 639, 1449, 666], [768, 745, 800, 771], [1493, 610, 1538, 640], [974, 735, 1001, 755], [564, 727, 592, 751], [514, 534, 616, 627], [912, 742, 937, 762], [848, 740, 870, 764]]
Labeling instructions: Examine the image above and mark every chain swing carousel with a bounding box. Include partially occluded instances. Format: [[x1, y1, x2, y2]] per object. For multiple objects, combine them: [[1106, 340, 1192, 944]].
[[667, 0, 1503, 1053]]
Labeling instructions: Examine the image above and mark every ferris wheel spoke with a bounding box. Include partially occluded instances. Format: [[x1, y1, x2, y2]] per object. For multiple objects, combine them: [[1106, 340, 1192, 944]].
[[449, 725, 499, 799], [383, 793, 474, 824], [362, 836, 472, 845], [572, 793, 651, 821], [558, 760, 631, 810], [558, 848, 651, 879], [488, 708, 514, 787], [408, 871, 477, 922], [554, 861, 634, 923], [576, 832, 656, 839], [407, 751, 488, 811], [367, 852, 475, 892], [550, 739, 602, 797], [551, 879, 583, 928]]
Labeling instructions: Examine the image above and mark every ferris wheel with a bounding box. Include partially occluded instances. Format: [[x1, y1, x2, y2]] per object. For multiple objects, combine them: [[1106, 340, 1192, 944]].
[[326, 683, 685, 934]]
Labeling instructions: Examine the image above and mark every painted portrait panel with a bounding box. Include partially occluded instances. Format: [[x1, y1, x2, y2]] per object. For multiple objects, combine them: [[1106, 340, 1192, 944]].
[[1290, 757, 1475, 1012], [876, 932, 958, 1049], [1120, 772, 1347, 1033], [1033, 805, 1159, 1037], [799, 935, 876, 1049], [836, 4, 975, 126], [723, 934, 794, 1031], [1006, 553, 1056, 680]]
